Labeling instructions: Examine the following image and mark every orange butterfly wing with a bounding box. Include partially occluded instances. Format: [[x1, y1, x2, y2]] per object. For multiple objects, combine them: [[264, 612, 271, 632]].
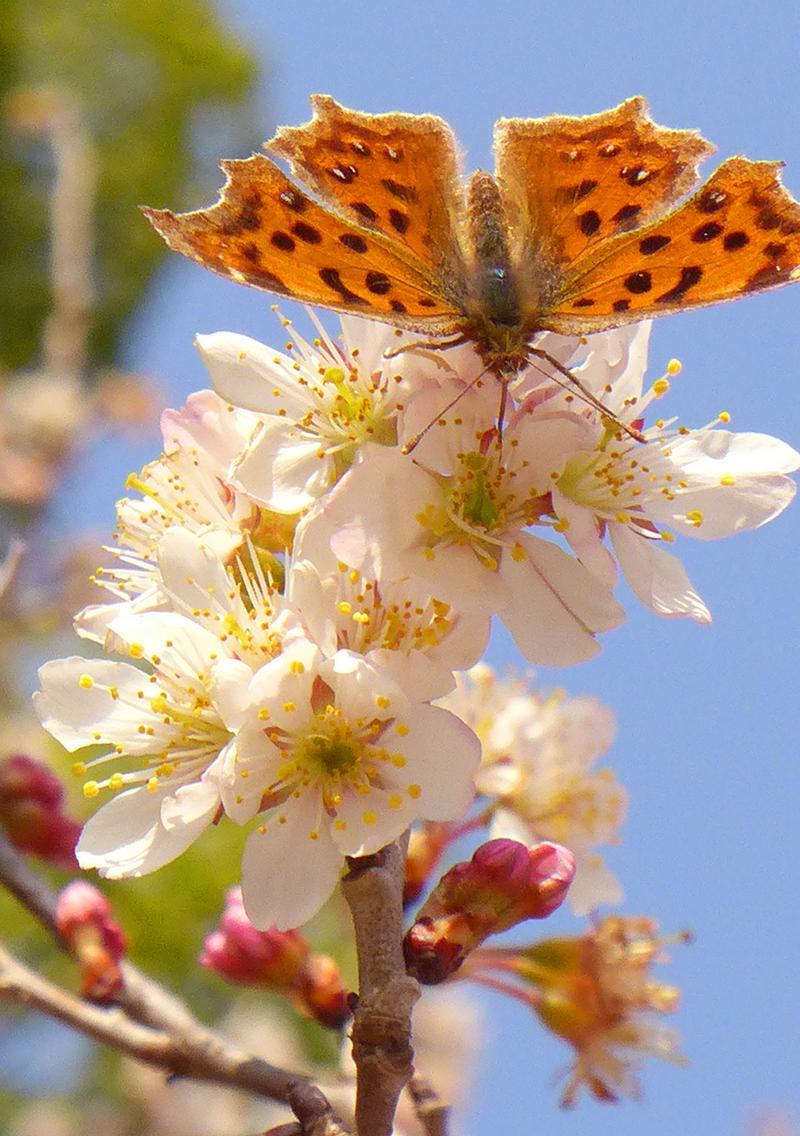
[[494, 98, 800, 334], [495, 97, 715, 271], [543, 156, 800, 330], [143, 99, 469, 334], [270, 95, 466, 276]]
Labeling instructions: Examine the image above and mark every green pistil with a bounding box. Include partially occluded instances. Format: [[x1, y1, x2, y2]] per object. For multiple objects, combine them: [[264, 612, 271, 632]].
[[303, 733, 359, 776], [458, 454, 500, 528]]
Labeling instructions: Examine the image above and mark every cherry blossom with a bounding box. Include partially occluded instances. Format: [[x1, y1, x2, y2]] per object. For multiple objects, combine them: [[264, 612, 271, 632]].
[[442, 664, 626, 914], [212, 638, 481, 929], [323, 384, 625, 665], [35, 610, 241, 878], [77, 390, 291, 641], [533, 323, 800, 620], [195, 312, 478, 514]]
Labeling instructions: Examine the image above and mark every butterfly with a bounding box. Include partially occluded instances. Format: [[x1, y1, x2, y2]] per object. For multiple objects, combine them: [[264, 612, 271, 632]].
[[143, 95, 800, 426]]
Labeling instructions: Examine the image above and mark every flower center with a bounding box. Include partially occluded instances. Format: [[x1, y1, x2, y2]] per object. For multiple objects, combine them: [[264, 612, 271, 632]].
[[557, 431, 680, 527], [268, 703, 393, 814]]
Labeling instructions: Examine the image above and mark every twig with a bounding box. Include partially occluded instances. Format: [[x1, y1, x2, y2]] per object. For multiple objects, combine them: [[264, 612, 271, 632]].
[[407, 1073, 450, 1136], [341, 836, 420, 1136], [0, 833, 348, 1131]]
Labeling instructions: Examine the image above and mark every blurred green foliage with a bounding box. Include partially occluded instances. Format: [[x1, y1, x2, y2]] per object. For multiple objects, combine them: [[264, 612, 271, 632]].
[[0, 0, 260, 372]]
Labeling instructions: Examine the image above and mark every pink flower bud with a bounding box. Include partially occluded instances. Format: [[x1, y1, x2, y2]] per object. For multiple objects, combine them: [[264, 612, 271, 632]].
[[201, 889, 351, 1030], [201, 887, 309, 988], [404, 839, 575, 984], [55, 881, 127, 1002], [0, 755, 80, 868], [0, 754, 64, 808]]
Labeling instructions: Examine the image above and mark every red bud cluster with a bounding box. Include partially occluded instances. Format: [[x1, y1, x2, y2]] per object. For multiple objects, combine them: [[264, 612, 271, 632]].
[[404, 838, 575, 984], [201, 888, 350, 1030], [0, 754, 80, 868], [55, 880, 127, 1002]]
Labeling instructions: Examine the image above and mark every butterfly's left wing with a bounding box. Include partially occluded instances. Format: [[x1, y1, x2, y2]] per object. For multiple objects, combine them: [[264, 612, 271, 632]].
[[270, 95, 467, 278], [143, 96, 471, 335]]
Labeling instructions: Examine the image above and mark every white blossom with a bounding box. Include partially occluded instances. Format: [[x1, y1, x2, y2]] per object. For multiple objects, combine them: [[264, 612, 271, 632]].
[[212, 638, 481, 929], [441, 664, 626, 914], [323, 385, 625, 666]]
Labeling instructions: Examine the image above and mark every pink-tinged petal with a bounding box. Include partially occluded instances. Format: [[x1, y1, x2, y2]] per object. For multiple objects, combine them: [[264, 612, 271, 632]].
[[284, 559, 339, 655], [322, 651, 409, 721], [400, 382, 497, 473], [195, 332, 309, 418], [611, 524, 711, 623], [649, 476, 797, 540], [339, 314, 401, 371], [504, 414, 594, 487], [232, 421, 330, 512], [74, 584, 165, 644], [330, 786, 417, 858], [499, 534, 625, 665], [365, 647, 463, 702], [551, 488, 618, 589], [211, 657, 260, 729], [218, 726, 283, 824], [325, 445, 431, 572], [76, 781, 218, 878], [239, 641, 320, 731], [160, 388, 258, 465], [586, 320, 651, 407], [383, 705, 481, 820], [35, 658, 170, 754], [415, 543, 512, 613], [241, 795, 343, 930], [160, 774, 222, 830]]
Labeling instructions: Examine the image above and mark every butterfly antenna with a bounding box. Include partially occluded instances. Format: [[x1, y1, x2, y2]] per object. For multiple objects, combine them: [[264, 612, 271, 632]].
[[527, 346, 647, 444], [402, 364, 493, 455]]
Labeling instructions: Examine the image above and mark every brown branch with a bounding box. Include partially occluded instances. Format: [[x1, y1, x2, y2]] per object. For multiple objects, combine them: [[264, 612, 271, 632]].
[[407, 1073, 450, 1136], [0, 833, 349, 1132], [341, 836, 420, 1136]]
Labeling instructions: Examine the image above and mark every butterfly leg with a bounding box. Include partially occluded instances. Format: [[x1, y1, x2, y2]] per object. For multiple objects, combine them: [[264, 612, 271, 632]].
[[383, 333, 470, 360], [527, 347, 646, 444]]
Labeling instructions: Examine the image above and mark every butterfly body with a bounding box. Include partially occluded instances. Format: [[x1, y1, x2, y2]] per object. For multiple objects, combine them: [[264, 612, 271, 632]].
[[144, 94, 800, 382]]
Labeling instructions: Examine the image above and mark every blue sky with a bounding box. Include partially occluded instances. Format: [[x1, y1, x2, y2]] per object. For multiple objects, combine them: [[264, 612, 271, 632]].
[[67, 1, 800, 1132]]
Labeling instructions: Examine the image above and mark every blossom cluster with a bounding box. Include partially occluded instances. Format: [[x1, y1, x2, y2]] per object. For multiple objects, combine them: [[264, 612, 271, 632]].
[[31, 308, 798, 1104], [35, 313, 797, 932]]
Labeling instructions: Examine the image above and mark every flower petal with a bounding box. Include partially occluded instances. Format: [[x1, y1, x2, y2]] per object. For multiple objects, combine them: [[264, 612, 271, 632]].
[[241, 794, 343, 930], [611, 524, 711, 622], [76, 780, 218, 878], [35, 658, 168, 754], [500, 534, 625, 665]]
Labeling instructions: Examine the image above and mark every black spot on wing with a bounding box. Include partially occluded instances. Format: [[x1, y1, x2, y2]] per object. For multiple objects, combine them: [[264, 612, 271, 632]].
[[319, 267, 368, 305], [655, 266, 703, 303], [639, 235, 671, 255]]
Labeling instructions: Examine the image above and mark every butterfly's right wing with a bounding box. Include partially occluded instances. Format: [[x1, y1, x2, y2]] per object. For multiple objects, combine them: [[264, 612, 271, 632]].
[[144, 101, 469, 335], [495, 97, 714, 289]]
